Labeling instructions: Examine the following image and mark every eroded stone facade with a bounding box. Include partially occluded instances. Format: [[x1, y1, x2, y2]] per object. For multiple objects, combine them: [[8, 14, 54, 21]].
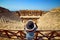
[[15, 10, 45, 24]]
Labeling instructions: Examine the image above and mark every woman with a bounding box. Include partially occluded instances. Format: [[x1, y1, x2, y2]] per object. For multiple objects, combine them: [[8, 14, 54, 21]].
[[24, 20, 38, 40]]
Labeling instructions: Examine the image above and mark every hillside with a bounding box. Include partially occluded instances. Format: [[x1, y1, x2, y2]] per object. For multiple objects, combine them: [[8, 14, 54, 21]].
[[37, 8, 60, 30], [0, 7, 23, 30]]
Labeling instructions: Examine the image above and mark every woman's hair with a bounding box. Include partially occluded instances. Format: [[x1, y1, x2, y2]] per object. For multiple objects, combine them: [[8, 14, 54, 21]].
[[26, 21, 34, 29]]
